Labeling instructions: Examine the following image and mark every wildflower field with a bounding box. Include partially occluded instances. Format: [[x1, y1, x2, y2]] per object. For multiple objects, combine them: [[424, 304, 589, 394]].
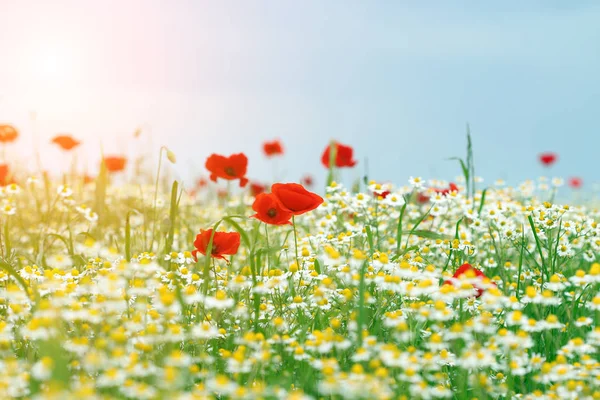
[[0, 130, 599, 399]]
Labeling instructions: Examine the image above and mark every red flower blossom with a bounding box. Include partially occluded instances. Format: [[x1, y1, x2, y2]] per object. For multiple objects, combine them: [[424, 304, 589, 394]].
[[205, 153, 249, 187], [539, 152, 557, 167], [103, 156, 127, 173], [301, 175, 314, 187], [51, 134, 80, 151], [83, 175, 94, 184], [217, 189, 228, 199], [193, 229, 241, 261], [433, 182, 459, 196], [263, 140, 284, 157], [444, 263, 494, 298], [374, 190, 391, 199], [0, 125, 18, 143], [321, 141, 357, 168], [251, 193, 293, 225], [271, 183, 323, 216], [196, 177, 208, 188], [569, 177, 583, 189], [250, 182, 266, 197], [417, 192, 430, 204], [0, 164, 10, 186]]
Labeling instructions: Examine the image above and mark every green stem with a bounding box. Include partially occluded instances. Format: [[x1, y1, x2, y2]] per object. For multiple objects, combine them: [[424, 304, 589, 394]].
[[357, 259, 367, 346], [264, 223, 270, 274], [125, 212, 132, 262], [292, 216, 300, 268], [395, 201, 407, 256], [326, 140, 337, 187], [528, 215, 549, 285], [516, 227, 525, 300], [4, 217, 10, 256], [149, 147, 164, 251]]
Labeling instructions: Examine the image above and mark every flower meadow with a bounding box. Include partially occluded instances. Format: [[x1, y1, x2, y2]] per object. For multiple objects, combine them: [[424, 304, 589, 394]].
[[0, 129, 599, 399]]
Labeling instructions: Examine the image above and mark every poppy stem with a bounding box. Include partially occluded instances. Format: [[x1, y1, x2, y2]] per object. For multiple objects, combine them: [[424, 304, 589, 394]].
[[71, 152, 77, 187], [3, 218, 10, 257], [264, 223, 270, 273], [212, 258, 218, 291], [516, 226, 525, 301], [326, 141, 337, 188], [292, 216, 300, 268], [0, 218, 4, 258], [549, 187, 557, 204], [149, 147, 164, 251]]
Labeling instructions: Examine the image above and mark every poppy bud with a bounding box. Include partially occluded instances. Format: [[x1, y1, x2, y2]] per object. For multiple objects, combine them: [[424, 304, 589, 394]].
[[166, 148, 177, 164]]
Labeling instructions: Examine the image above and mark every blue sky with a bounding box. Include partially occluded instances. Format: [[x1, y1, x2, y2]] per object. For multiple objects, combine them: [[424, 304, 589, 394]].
[[0, 1, 598, 189]]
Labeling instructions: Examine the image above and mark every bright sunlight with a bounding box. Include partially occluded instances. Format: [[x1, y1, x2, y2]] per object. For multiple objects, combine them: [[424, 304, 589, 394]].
[[0, 2, 599, 399]]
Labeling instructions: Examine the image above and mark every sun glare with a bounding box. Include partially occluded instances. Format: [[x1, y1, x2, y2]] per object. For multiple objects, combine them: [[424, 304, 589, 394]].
[[33, 45, 72, 83], [22, 40, 86, 112], [38, 50, 63, 80]]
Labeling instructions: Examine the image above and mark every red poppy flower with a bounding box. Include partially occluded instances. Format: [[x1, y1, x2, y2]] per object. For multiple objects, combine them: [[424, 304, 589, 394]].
[[433, 182, 459, 196], [251, 193, 293, 225], [321, 141, 357, 168], [104, 156, 127, 173], [539, 152, 557, 167], [217, 189, 228, 199], [0, 164, 9, 186], [250, 182, 266, 197], [263, 140, 284, 157], [197, 177, 208, 188], [205, 153, 249, 187], [569, 177, 583, 189], [417, 192, 430, 204], [444, 263, 494, 298], [83, 175, 94, 184], [51, 134, 80, 151], [193, 229, 241, 261], [301, 175, 314, 187], [0, 125, 18, 143], [271, 183, 323, 216], [374, 190, 391, 199]]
